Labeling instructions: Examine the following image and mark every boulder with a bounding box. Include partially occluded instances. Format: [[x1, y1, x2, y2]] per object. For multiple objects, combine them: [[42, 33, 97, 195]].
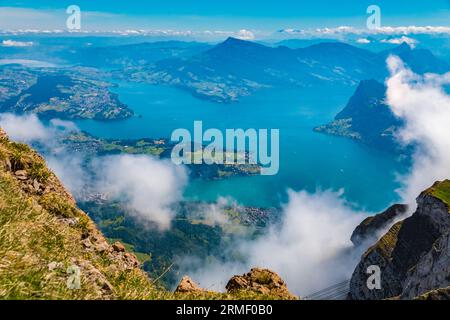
[[15, 170, 28, 180], [226, 268, 297, 299], [175, 276, 205, 293], [112, 241, 125, 252]]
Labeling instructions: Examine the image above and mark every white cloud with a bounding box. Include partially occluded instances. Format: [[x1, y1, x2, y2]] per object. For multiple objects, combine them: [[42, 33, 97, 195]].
[[356, 38, 371, 44], [0, 59, 57, 68], [0, 113, 51, 143], [184, 189, 368, 295], [278, 25, 450, 37], [236, 29, 255, 40], [386, 56, 450, 205], [381, 36, 418, 48], [93, 155, 188, 230], [187, 197, 232, 227], [1, 39, 33, 47], [244, 189, 367, 294]]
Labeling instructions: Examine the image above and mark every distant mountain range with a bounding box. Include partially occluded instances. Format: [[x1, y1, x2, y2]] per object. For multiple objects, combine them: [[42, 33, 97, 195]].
[[71, 41, 212, 68], [119, 38, 450, 103]]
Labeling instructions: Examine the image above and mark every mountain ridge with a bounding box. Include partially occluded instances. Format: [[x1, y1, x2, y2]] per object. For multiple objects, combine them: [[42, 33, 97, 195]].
[[120, 38, 449, 103]]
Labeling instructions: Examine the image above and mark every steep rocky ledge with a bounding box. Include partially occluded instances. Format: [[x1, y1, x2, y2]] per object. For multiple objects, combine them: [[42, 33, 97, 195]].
[[0, 128, 294, 300], [349, 180, 450, 300]]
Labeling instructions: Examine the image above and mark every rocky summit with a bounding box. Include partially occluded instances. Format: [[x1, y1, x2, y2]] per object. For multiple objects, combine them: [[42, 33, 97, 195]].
[[351, 204, 408, 247], [349, 180, 450, 300], [226, 268, 297, 300]]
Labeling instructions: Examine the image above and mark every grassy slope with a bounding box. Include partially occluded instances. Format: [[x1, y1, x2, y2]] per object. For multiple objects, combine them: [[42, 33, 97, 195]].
[[0, 129, 287, 300], [426, 180, 450, 211]]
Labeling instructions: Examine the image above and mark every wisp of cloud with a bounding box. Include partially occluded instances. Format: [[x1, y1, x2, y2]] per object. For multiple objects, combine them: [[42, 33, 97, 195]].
[[93, 154, 188, 231]]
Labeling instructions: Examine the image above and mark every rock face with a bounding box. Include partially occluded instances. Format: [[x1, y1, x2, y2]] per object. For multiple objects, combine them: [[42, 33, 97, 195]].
[[349, 180, 450, 300], [226, 268, 297, 299], [351, 204, 408, 246]]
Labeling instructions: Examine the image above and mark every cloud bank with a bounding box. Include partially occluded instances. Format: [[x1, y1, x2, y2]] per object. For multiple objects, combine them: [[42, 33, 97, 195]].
[[381, 36, 418, 48], [278, 26, 450, 37], [0, 113, 188, 230], [0, 113, 52, 143], [93, 155, 188, 230], [1, 39, 33, 47], [386, 55, 450, 204], [183, 189, 368, 295]]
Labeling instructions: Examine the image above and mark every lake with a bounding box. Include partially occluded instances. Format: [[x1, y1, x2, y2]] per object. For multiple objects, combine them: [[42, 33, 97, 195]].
[[74, 81, 408, 212]]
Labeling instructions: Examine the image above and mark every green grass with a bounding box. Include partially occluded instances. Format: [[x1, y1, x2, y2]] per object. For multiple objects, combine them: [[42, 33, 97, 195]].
[[427, 180, 450, 211]]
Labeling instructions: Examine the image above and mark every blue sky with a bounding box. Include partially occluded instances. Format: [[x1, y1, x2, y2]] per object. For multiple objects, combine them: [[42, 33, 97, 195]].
[[0, 0, 449, 38]]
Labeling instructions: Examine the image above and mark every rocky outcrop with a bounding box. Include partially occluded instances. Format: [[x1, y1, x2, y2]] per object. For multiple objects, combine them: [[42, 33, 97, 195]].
[[226, 268, 297, 300], [349, 180, 450, 300], [415, 286, 450, 300], [175, 276, 205, 294], [174, 268, 297, 299], [351, 204, 408, 246]]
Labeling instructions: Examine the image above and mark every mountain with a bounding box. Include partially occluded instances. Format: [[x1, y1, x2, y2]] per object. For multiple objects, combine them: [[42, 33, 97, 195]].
[[121, 38, 449, 103], [379, 42, 450, 75], [275, 38, 340, 49], [71, 41, 212, 68], [349, 180, 450, 300], [0, 127, 291, 300], [314, 79, 401, 150], [121, 38, 378, 102]]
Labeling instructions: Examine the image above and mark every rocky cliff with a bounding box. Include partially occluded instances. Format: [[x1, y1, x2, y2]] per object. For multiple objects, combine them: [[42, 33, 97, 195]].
[[314, 79, 402, 151], [349, 180, 450, 300]]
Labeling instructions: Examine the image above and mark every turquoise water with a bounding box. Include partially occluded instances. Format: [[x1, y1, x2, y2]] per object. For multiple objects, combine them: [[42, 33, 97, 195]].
[[74, 82, 407, 212]]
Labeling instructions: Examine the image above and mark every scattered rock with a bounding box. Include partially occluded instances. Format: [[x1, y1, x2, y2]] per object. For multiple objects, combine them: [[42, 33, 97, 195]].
[[123, 252, 140, 268], [15, 170, 28, 180], [3, 157, 11, 172], [33, 179, 41, 192], [112, 241, 125, 252], [0, 128, 7, 139], [226, 268, 297, 299], [48, 261, 64, 271], [175, 276, 205, 293], [81, 238, 93, 249], [60, 217, 79, 226], [95, 241, 110, 253]]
